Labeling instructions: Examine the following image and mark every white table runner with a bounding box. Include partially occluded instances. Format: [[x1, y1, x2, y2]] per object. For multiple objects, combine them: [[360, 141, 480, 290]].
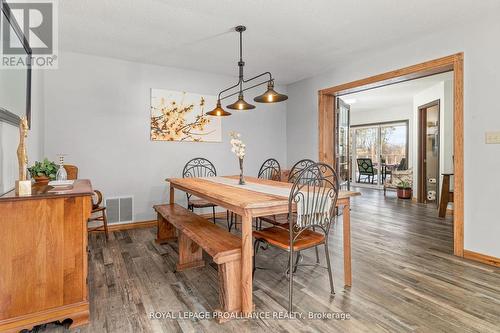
[[201, 176, 292, 198], [202, 177, 332, 227]]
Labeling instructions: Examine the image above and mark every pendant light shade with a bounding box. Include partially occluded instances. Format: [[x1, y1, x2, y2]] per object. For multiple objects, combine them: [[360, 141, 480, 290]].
[[207, 100, 231, 116], [226, 94, 255, 110], [210, 25, 287, 117], [254, 81, 288, 103]]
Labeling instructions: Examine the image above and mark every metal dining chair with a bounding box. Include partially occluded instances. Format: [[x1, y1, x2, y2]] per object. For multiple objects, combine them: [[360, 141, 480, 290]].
[[258, 158, 316, 228], [253, 162, 339, 313], [257, 158, 281, 181], [287, 159, 316, 183], [182, 157, 225, 224]]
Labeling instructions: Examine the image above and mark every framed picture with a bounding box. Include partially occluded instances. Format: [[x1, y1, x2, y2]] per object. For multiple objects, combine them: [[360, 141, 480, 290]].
[[150, 89, 221, 142]]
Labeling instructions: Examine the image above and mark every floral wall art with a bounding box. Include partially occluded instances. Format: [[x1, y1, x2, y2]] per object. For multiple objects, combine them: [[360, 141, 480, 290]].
[[150, 89, 222, 142]]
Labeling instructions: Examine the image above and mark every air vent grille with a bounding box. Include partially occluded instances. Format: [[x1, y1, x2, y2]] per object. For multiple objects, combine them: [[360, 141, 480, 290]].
[[104, 196, 133, 224]]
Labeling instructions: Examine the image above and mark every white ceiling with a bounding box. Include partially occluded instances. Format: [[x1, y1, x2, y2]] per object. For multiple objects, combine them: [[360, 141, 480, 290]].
[[57, 0, 500, 84], [342, 72, 453, 112]]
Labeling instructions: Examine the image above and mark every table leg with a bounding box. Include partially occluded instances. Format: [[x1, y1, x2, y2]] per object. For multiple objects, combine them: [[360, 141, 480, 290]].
[[241, 213, 253, 315], [343, 201, 352, 287], [169, 184, 175, 204], [438, 175, 450, 218]]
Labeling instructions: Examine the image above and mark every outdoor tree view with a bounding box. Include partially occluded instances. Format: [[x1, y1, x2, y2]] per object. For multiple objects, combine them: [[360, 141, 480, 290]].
[[351, 123, 407, 184]]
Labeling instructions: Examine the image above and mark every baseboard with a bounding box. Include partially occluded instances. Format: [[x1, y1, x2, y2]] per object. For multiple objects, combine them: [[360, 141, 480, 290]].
[[106, 212, 228, 232], [463, 250, 500, 268]]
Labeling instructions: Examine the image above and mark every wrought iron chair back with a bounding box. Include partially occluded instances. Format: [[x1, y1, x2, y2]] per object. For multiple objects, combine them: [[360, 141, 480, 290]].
[[287, 162, 339, 241], [287, 159, 315, 184], [257, 158, 281, 181], [182, 157, 217, 201]]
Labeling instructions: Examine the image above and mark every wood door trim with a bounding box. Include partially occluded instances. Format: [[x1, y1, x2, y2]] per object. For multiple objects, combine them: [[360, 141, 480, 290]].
[[417, 100, 440, 204], [318, 53, 464, 257]]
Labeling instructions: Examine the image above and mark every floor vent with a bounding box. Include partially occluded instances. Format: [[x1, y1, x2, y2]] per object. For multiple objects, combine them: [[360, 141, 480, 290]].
[[105, 196, 133, 224]]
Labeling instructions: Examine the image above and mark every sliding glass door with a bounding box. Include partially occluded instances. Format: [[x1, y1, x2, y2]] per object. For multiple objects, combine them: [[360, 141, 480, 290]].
[[336, 98, 350, 190], [351, 121, 408, 187]]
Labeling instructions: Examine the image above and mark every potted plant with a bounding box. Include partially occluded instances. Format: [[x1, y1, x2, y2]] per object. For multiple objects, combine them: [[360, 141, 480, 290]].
[[397, 180, 412, 199], [28, 158, 58, 184]]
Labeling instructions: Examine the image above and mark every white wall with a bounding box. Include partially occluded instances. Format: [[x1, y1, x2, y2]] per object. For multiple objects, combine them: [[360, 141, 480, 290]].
[[285, 15, 500, 258], [29, 71, 45, 163], [412, 80, 454, 195], [0, 70, 44, 194], [43, 52, 287, 222], [350, 104, 413, 126]]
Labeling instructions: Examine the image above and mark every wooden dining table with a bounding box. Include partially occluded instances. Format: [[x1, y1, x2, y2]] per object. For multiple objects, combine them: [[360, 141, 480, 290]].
[[164, 175, 360, 316]]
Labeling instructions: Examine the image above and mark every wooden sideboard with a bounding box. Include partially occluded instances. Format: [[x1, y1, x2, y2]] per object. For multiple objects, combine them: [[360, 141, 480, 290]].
[[0, 180, 93, 332]]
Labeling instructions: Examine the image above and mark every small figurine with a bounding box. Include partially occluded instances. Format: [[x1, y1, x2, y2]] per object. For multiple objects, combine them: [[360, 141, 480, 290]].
[[15, 117, 31, 196]]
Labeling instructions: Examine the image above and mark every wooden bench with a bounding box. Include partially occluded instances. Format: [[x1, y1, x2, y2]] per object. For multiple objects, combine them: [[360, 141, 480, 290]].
[[153, 204, 242, 316]]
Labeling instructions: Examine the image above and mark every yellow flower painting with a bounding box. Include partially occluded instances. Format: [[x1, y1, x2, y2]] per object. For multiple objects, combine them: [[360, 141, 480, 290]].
[[150, 89, 222, 142]]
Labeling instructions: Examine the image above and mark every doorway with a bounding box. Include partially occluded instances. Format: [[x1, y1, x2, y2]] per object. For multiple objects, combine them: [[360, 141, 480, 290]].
[[418, 100, 440, 204], [317, 53, 464, 256]]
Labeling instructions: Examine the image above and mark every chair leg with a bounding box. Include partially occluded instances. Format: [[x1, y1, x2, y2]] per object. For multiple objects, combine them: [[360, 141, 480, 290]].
[[293, 251, 301, 273], [228, 212, 234, 232], [324, 242, 335, 295], [255, 218, 262, 230], [253, 239, 260, 277], [226, 210, 231, 231], [288, 249, 295, 314], [102, 209, 109, 240], [212, 206, 216, 224], [312, 226, 320, 263]]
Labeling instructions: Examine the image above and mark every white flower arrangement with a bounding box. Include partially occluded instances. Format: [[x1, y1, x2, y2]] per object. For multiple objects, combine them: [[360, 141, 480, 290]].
[[229, 131, 246, 159]]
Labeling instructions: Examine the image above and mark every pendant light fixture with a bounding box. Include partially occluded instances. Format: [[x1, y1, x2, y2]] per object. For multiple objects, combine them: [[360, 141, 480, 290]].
[[207, 25, 288, 117], [253, 80, 289, 103], [226, 93, 256, 110]]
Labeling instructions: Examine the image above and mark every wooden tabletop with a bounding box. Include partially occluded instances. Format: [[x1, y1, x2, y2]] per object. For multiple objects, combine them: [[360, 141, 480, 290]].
[[0, 179, 93, 202], [167, 175, 361, 315], [166, 176, 360, 213]]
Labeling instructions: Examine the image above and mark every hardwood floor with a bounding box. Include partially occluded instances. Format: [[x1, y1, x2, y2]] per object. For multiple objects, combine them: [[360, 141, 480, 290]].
[[38, 188, 500, 333]]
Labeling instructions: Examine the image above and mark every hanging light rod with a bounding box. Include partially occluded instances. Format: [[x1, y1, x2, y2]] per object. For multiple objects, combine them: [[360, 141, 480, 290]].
[[207, 25, 288, 116]]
